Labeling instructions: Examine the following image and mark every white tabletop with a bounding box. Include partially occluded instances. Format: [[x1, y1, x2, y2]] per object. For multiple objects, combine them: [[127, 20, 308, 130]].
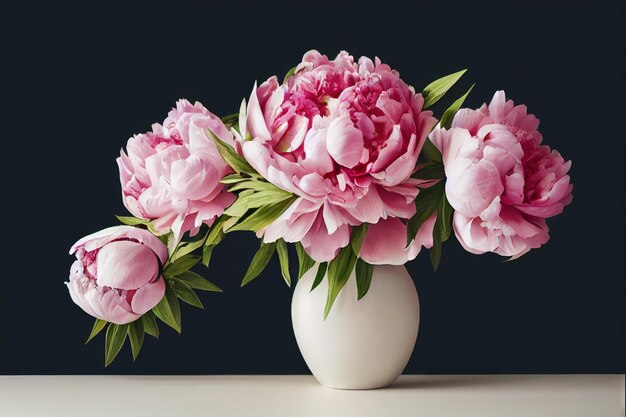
[[0, 375, 623, 417]]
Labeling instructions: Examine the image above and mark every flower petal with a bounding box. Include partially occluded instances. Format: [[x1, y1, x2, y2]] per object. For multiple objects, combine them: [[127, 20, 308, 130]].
[[131, 277, 166, 315], [96, 241, 159, 290], [326, 114, 364, 168], [301, 214, 350, 262]]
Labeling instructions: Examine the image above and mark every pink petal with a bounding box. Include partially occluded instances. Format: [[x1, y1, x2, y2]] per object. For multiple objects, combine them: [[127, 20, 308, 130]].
[[451, 108, 484, 133], [262, 198, 321, 243], [246, 82, 272, 140], [276, 114, 308, 152], [429, 128, 477, 174], [516, 175, 572, 218], [170, 155, 219, 201], [371, 125, 403, 173], [354, 112, 376, 140], [96, 241, 159, 290], [144, 145, 190, 186], [298, 173, 329, 197], [488, 90, 507, 121], [322, 202, 354, 235], [263, 88, 285, 127], [414, 213, 436, 249], [445, 159, 504, 217], [195, 190, 236, 227], [131, 277, 166, 315], [498, 207, 547, 239], [242, 141, 303, 195], [70, 226, 168, 265], [138, 179, 174, 218], [348, 186, 386, 224], [453, 213, 498, 255], [377, 186, 417, 219], [186, 113, 233, 162], [99, 291, 140, 325], [326, 114, 364, 168], [67, 277, 98, 319], [502, 171, 525, 206], [301, 214, 350, 262], [374, 133, 418, 186], [376, 92, 403, 124], [301, 126, 334, 174], [360, 217, 429, 265]]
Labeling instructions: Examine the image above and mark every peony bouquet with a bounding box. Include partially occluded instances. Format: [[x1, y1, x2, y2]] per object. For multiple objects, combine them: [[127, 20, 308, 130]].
[[67, 50, 572, 365]]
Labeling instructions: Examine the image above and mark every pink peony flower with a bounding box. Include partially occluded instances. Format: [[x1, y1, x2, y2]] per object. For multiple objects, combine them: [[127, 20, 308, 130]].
[[238, 50, 438, 263], [67, 226, 168, 324], [430, 91, 573, 258], [117, 100, 236, 240]]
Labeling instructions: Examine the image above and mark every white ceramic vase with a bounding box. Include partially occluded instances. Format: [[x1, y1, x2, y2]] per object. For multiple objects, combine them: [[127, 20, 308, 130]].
[[291, 264, 420, 390]]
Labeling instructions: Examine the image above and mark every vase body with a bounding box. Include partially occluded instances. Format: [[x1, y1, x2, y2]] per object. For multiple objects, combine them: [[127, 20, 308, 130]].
[[291, 264, 419, 390]]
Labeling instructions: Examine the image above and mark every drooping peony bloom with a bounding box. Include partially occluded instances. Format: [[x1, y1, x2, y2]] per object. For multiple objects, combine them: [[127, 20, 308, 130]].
[[238, 50, 438, 262], [430, 91, 573, 258], [67, 226, 168, 324], [117, 100, 236, 240]]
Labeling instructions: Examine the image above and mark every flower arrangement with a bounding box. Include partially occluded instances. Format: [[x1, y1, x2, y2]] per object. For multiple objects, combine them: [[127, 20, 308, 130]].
[[67, 50, 572, 365]]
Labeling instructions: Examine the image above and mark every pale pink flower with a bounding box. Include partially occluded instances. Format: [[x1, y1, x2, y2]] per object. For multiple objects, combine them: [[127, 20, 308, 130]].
[[67, 226, 168, 324], [430, 91, 573, 258], [117, 100, 235, 240], [239, 51, 438, 262]]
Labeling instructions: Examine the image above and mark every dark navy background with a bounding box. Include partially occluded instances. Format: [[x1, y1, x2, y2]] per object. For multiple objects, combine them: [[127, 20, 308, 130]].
[[2, 0, 623, 374]]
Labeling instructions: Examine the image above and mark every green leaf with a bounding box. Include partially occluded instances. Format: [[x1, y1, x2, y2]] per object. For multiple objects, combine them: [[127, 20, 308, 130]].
[[228, 180, 285, 193], [166, 234, 178, 257], [421, 138, 442, 163], [223, 200, 249, 218], [422, 69, 467, 109], [412, 162, 445, 180], [220, 173, 255, 184], [295, 242, 315, 279], [430, 192, 454, 272], [115, 215, 149, 226], [227, 197, 296, 233], [276, 239, 291, 287], [440, 83, 475, 129], [205, 217, 227, 246], [152, 284, 182, 333], [207, 128, 256, 174], [221, 112, 239, 125], [202, 244, 216, 268], [170, 235, 207, 263], [241, 242, 277, 287], [201, 218, 226, 268], [176, 271, 222, 292], [173, 280, 204, 309], [430, 220, 442, 272], [141, 311, 159, 338], [350, 224, 369, 256], [154, 231, 171, 247], [407, 181, 445, 244], [355, 259, 374, 300], [310, 262, 327, 292], [85, 319, 107, 345], [324, 247, 357, 319], [104, 323, 129, 367], [283, 65, 297, 84], [439, 196, 454, 242], [224, 189, 293, 217], [222, 216, 240, 231], [127, 320, 144, 361], [164, 254, 201, 277]]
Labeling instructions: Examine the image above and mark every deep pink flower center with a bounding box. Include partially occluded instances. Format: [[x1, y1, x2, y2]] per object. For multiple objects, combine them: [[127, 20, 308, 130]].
[[149, 131, 183, 151]]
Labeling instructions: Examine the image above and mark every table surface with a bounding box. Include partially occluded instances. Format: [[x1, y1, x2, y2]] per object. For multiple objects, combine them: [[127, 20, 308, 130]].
[[0, 375, 623, 417]]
